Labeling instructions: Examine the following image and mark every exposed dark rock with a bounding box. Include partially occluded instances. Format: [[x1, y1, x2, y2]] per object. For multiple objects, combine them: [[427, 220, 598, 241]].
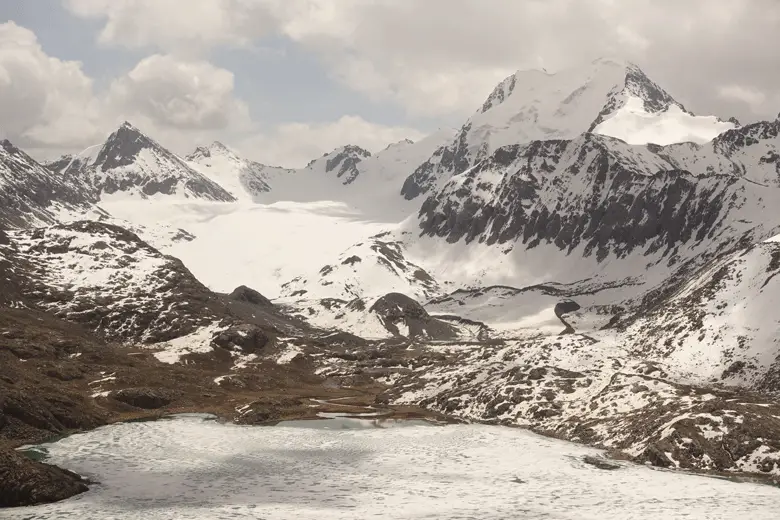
[[635, 444, 673, 468], [369, 293, 459, 340], [323, 145, 371, 185], [342, 255, 362, 266], [1, 140, 95, 228], [62, 122, 235, 202], [555, 300, 581, 334], [113, 387, 181, 410], [0, 449, 88, 507], [582, 455, 621, 470], [212, 324, 270, 354], [229, 286, 273, 307]]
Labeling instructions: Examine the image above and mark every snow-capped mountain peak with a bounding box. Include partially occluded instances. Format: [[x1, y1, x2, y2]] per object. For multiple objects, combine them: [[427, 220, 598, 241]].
[[1, 139, 94, 227], [306, 144, 372, 185], [187, 141, 235, 162], [401, 59, 736, 200], [186, 141, 293, 202], [47, 122, 236, 202]]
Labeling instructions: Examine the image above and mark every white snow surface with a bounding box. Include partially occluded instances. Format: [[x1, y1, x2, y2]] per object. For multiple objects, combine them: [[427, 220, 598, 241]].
[[593, 96, 735, 145], [10, 414, 780, 520], [97, 198, 392, 298], [186, 141, 291, 202], [458, 58, 732, 160], [150, 322, 224, 364]]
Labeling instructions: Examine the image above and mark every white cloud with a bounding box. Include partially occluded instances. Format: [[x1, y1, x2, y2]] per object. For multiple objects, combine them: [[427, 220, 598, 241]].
[[108, 54, 251, 131], [718, 85, 768, 114], [260, 0, 780, 120], [0, 21, 256, 160], [237, 115, 426, 168], [0, 21, 102, 151], [65, 0, 276, 54], [60, 0, 780, 122]]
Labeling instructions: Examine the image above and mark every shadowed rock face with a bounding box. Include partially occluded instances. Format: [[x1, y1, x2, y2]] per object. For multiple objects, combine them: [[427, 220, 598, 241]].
[[369, 293, 459, 340], [324, 145, 372, 185], [113, 387, 181, 410], [0, 140, 95, 228], [416, 134, 756, 265], [554, 300, 581, 335], [56, 122, 236, 202], [0, 449, 88, 507], [229, 286, 273, 307], [212, 324, 270, 355]]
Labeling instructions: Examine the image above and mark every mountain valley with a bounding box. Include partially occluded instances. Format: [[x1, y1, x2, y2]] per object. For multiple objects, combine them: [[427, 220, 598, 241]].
[[3, 58, 780, 506]]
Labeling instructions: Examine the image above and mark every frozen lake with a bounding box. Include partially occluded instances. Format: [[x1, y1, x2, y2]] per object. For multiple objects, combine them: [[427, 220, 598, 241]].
[[9, 414, 780, 519]]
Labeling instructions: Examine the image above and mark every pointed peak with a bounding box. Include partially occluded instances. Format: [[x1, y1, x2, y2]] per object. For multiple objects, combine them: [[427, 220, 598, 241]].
[[186, 141, 240, 163], [335, 144, 372, 157], [382, 138, 415, 152], [118, 121, 142, 133]]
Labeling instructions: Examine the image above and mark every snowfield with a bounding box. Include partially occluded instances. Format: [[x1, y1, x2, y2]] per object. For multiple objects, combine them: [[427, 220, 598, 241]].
[[97, 198, 393, 298]]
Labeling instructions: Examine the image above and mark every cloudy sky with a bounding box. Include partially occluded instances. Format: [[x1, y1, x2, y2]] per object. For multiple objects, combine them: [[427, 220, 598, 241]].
[[1, 0, 779, 167]]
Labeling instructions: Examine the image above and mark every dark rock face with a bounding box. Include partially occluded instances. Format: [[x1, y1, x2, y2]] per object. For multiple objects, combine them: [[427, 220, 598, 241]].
[[0, 140, 95, 228], [113, 387, 181, 409], [417, 134, 752, 265], [480, 73, 517, 113], [324, 145, 372, 185], [0, 449, 88, 507], [554, 300, 581, 334], [229, 286, 273, 307], [0, 228, 8, 245], [369, 293, 458, 340], [93, 122, 148, 171], [62, 122, 236, 202], [401, 123, 473, 200], [212, 324, 269, 354], [370, 293, 429, 322]]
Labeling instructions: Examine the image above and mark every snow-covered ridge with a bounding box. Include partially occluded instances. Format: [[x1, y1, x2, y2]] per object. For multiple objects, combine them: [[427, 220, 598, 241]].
[[186, 141, 292, 202], [0, 139, 95, 228], [401, 58, 735, 200], [50, 122, 236, 202]]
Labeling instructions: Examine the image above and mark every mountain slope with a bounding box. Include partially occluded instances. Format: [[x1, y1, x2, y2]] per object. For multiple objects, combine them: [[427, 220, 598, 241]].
[[186, 142, 293, 202], [623, 236, 780, 390], [48, 123, 235, 202], [402, 58, 734, 200], [0, 140, 95, 228]]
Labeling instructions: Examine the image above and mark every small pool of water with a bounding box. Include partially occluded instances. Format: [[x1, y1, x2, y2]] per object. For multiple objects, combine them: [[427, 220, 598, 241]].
[[8, 414, 780, 519]]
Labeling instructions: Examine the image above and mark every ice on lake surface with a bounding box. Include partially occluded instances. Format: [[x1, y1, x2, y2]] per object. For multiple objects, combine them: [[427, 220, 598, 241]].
[[9, 414, 780, 519]]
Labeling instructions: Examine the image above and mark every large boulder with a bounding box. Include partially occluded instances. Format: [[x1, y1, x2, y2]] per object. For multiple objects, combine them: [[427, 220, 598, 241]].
[[0, 449, 88, 507], [369, 293, 459, 340], [212, 324, 270, 354], [113, 387, 181, 409], [229, 286, 273, 307]]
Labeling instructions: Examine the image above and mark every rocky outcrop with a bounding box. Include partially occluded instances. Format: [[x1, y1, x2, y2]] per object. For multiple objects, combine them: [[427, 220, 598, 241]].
[[113, 387, 181, 409], [369, 293, 459, 340], [229, 286, 273, 307], [0, 449, 88, 507], [53, 122, 236, 202], [0, 140, 95, 228], [212, 324, 270, 354]]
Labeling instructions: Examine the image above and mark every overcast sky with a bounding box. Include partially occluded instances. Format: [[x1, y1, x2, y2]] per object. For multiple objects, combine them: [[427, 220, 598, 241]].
[[1, 0, 779, 167]]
